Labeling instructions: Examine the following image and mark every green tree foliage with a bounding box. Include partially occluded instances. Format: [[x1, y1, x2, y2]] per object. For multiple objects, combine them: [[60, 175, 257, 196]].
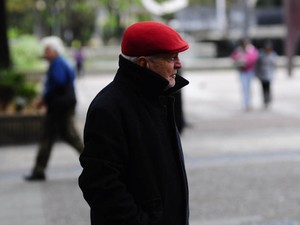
[[0, 70, 38, 111], [9, 33, 43, 70], [70, 1, 97, 44], [7, 0, 97, 45], [97, 0, 145, 43], [9, 0, 284, 47], [7, 0, 35, 34]]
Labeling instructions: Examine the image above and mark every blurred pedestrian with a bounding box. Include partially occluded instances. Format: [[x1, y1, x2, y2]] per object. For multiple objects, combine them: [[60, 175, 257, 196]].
[[79, 21, 190, 225], [24, 36, 83, 181], [231, 38, 258, 111], [74, 46, 84, 77], [255, 41, 278, 109]]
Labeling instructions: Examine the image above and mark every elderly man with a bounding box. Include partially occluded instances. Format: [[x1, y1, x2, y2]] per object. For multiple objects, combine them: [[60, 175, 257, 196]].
[[25, 36, 83, 181], [79, 21, 190, 225]]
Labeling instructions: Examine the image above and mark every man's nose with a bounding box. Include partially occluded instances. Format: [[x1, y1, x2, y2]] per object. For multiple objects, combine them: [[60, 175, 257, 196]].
[[174, 59, 181, 69]]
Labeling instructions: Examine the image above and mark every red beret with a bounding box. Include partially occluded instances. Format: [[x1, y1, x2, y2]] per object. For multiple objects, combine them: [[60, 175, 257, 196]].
[[121, 21, 189, 56]]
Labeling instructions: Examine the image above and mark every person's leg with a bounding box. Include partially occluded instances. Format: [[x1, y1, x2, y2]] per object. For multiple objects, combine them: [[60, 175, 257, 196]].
[[262, 80, 271, 107], [240, 71, 254, 110], [76, 62, 83, 77], [60, 110, 83, 154], [25, 113, 57, 181], [260, 80, 267, 106], [268, 81, 272, 104], [239, 72, 247, 108]]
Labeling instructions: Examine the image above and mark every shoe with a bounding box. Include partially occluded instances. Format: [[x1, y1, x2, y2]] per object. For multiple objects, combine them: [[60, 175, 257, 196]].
[[24, 173, 46, 181]]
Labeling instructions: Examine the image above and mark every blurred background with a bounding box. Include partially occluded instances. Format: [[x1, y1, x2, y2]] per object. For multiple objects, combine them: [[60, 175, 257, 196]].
[[1, 0, 296, 117], [0, 0, 291, 73], [1, 0, 300, 225]]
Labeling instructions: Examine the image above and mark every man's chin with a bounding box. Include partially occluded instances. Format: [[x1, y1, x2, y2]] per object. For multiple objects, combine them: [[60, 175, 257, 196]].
[[168, 81, 176, 88]]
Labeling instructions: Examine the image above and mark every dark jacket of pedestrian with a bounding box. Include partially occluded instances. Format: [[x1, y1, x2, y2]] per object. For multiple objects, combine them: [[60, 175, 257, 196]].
[[255, 41, 278, 108], [79, 54, 189, 225], [256, 46, 277, 82], [43, 55, 77, 112]]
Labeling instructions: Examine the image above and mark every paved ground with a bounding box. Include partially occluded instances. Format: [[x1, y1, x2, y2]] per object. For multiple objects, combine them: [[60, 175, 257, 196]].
[[1, 66, 300, 225]]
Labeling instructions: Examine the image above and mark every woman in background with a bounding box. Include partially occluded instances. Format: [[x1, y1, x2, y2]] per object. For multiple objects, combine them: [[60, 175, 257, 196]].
[[231, 39, 258, 111]]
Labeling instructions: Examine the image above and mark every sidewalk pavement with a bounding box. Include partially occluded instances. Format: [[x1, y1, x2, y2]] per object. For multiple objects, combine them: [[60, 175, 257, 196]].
[[1, 66, 300, 225]]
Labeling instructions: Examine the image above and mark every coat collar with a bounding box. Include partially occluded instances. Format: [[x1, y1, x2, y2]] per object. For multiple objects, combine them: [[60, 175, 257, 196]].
[[115, 55, 189, 98]]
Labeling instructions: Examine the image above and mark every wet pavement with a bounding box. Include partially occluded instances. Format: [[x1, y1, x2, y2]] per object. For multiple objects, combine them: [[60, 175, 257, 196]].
[[1, 66, 300, 225]]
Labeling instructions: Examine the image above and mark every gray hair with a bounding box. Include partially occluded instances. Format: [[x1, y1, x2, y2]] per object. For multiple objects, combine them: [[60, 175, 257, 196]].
[[121, 54, 138, 63], [121, 54, 161, 64], [41, 36, 65, 55]]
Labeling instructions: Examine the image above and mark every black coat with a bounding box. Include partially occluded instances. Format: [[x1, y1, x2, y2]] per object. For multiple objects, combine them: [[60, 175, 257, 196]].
[[79, 55, 189, 225]]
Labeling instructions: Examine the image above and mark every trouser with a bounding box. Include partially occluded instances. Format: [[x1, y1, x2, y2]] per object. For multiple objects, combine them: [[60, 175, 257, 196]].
[[239, 70, 254, 109], [32, 109, 83, 175], [260, 80, 271, 106]]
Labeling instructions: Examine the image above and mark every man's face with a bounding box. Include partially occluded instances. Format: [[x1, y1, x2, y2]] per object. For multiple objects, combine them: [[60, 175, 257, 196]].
[[145, 53, 182, 88], [44, 46, 57, 61]]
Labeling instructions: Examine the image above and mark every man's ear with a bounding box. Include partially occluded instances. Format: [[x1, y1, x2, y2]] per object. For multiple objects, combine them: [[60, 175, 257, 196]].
[[136, 57, 148, 68]]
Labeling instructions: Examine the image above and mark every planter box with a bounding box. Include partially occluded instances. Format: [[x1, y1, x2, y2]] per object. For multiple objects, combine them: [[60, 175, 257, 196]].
[[0, 114, 44, 146]]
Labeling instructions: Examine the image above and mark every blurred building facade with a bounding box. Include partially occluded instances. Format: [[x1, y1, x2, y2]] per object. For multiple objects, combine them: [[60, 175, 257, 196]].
[[170, 0, 286, 57]]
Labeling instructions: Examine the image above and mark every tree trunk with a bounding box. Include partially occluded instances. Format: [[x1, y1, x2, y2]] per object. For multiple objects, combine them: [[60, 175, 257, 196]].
[[0, 0, 11, 70]]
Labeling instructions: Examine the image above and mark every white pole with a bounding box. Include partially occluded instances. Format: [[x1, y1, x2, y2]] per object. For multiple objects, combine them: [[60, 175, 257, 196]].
[[216, 0, 226, 31], [242, 0, 250, 39]]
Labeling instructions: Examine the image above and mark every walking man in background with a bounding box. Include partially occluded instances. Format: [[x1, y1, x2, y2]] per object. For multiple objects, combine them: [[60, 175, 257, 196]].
[[25, 36, 83, 181]]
